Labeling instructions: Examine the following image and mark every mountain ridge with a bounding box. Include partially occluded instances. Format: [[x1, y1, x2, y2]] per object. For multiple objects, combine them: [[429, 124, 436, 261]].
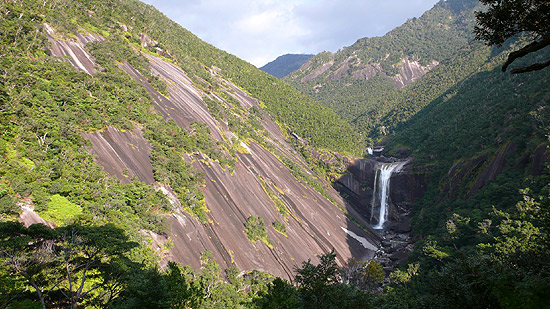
[[260, 53, 314, 78], [286, 0, 480, 140]]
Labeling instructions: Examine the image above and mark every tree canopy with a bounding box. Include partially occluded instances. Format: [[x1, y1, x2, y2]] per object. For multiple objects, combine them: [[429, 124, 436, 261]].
[[474, 0, 550, 73]]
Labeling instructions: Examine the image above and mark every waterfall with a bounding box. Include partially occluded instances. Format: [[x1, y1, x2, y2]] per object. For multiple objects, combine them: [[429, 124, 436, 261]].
[[371, 161, 407, 229], [370, 169, 378, 223]]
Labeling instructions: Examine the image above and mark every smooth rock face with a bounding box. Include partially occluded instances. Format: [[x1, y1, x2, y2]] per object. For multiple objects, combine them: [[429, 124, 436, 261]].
[[45, 23, 104, 75], [19, 202, 54, 228], [301, 61, 334, 83], [297, 55, 438, 89], [81, 127, 155, 184], [48, 31, 382, 278], [391, 58, 439, 88], [335, 156, 426, 271]]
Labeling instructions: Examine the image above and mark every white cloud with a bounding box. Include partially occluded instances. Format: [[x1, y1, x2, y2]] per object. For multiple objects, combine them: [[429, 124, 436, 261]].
[[142, 0, 440, 67]]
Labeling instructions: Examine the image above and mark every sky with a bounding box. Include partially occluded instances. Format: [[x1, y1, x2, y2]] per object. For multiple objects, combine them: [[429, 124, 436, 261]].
[[141, 0, 441, 67]]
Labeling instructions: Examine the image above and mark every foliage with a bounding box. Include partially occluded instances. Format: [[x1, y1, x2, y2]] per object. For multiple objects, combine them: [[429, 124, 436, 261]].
[[379, 29, 550, 308], [39, 194, 81, 226], [44, 0, 363, 155], [160, 251, 273, 308], [474, 0, 550, 73], [244, 216, 271, 247], [286, 0, 481, 141], [272, 220, 287, 236], [341, 258, 384, 292], [0, 223, 381, 308], [293, 250, 376, 308], [260, 54, 314, 78], [0, 222, 139, 308], [87, 34, 168, 95]]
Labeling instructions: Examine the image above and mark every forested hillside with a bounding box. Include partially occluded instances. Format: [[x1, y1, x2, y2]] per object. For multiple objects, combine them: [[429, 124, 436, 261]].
[[288, 0, 550, 306], [375, 41, 550, 307], [0, 0, 380, 307], [286, 0, 480, 142]]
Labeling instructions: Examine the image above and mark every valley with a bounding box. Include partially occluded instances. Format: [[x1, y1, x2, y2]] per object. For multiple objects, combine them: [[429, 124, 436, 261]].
[[1, 0, 549, 307]]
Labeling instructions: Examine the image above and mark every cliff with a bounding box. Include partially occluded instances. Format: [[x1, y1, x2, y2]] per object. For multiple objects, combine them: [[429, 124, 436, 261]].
[[41, 22, 380, 279]]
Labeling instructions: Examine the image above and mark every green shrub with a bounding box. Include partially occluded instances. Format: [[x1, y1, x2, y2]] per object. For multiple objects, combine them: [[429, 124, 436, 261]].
[[40, 194, 82, 226], [244, 216, 271, 247], [272, 220, 287, 236]]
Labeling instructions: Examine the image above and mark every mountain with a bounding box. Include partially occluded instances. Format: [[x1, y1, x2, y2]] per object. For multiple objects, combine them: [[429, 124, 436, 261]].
[[0, 0, 379, 303], [260, 54, 314, 78], [373, 34, 550, 305], [285, 0, 550, 305], [286, 0, 480, 141], [2, 0, 550, 307]]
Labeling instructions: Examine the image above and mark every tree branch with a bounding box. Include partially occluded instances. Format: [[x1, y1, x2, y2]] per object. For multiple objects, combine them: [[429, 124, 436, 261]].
[[510, 60, 550, 74], [502, 38, 550, 72]]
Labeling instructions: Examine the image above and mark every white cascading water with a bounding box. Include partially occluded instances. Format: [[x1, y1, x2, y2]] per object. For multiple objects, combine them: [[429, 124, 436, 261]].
[[370, 169, 378, 223], [372, 161, 407, 229]]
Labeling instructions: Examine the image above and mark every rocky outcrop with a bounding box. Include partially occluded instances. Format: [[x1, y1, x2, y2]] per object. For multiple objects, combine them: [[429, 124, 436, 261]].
[[335, 158, 426, 223], [139, 33, 173, 60], [391, 58, 439, 88], [46, 26, 382, 279], [329, 63, 350, 81], [467, 141, 517, 197], [18, 199, 54, 228], [351, 64, 381, 80], [301, 61, 334, 83], [391, 164, 427, 212], [140, 54, 381, 278], [335, 157, 425, 271], [299, 55, 438, 89], [44, 23, 104, 75], [530, 143, 550, 176], [81, 126, 155, 184]]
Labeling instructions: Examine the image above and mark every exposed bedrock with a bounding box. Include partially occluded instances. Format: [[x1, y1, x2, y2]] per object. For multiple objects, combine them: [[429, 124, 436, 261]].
[[44, 23, 105, 75], [81, 126, 155, 184], [49, 26, 383, 278]]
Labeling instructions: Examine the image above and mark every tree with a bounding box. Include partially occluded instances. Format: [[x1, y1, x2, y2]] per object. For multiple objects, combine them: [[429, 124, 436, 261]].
[[340, 258, 384, 292], [294, 250, 375, 308], [257, 278, 299, 309], [474, 0, 550, 73], [0, 222, 138, 308]]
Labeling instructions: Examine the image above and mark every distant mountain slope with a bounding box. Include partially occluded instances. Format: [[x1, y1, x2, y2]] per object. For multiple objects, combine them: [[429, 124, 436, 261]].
[[286, 0, 480, 141], [260, 54, 314, 78]]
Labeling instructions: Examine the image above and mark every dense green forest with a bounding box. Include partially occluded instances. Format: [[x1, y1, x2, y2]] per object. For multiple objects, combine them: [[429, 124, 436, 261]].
[[286, 0, 481, 141], [377, 44, 550, 307], [374, 32, 550, 301]]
